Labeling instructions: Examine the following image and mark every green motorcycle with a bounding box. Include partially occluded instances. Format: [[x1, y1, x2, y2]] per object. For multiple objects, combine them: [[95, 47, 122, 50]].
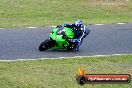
[[39, 27, 77, 51]]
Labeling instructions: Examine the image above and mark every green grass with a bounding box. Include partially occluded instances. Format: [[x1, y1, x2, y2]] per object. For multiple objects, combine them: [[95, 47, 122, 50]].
[[0, 55, 132, 88], [0, 0, 132, 28]]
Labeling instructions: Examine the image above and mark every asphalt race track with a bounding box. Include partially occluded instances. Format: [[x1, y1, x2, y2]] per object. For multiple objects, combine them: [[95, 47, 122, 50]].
[[0, 23, 132, 60]]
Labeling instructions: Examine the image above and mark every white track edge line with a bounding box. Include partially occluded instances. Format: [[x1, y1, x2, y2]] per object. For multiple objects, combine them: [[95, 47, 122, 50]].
[[95, 24, 104, 25], [0, 54, 131, 62], [52, 26, 57, 27], [0, 28, 4, 29], [26, 27, 37, 28], [116, 23, 126, 24], [0, 23, 128, 29]]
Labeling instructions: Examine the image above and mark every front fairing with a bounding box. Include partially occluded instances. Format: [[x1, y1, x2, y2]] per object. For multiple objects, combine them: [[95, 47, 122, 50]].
[[50, 28, 69, 48]]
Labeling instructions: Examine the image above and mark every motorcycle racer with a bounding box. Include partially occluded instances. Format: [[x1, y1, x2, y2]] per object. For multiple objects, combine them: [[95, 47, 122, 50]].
[[56, 20, 91, 51]]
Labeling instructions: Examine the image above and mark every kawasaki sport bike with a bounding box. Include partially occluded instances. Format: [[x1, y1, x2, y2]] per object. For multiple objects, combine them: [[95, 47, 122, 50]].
[[39, 27, 78, 51]]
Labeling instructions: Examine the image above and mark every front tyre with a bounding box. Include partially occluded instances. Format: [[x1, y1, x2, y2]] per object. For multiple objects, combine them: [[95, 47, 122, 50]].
[[39, 39, 52, 51]]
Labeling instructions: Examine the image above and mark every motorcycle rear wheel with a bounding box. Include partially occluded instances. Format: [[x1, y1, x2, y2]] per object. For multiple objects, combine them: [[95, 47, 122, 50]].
[[67, 42, 77, 51]]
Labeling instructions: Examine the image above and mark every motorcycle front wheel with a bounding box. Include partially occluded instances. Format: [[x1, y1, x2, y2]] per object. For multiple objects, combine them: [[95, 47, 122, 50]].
[[39, 39, 52, 51]]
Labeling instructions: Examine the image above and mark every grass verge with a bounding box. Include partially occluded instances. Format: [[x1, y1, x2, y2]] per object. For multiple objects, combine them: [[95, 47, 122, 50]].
[[0, 55, 132, 88], [0, 0, 132, 28]]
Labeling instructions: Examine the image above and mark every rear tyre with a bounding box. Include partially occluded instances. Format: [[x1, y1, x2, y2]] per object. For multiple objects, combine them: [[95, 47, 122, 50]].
[[39, 39, 52, 51], [67, 43, 77, 51]]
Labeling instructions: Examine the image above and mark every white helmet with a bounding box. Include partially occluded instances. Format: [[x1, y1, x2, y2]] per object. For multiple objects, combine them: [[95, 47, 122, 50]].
[[74, 20, 83, 29]]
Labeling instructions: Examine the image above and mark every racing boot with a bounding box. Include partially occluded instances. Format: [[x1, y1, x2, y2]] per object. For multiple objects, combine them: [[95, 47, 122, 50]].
[[75, 44, 80, 51], [74, 40, 81, 51]]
